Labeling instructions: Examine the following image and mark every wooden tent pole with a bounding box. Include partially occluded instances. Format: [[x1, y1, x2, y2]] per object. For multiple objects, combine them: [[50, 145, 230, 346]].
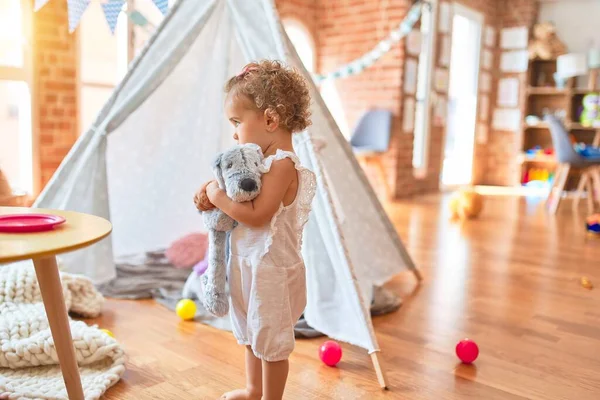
[[370, 352, 388, 389]]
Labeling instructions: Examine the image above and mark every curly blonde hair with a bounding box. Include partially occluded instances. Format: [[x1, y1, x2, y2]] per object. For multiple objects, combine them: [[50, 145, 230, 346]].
[[225, 60, 312, 133]]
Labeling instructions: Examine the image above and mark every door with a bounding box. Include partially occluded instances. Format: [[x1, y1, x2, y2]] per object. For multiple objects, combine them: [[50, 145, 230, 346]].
[[0, 0, 33, 194], [441, 4, 483, 187]]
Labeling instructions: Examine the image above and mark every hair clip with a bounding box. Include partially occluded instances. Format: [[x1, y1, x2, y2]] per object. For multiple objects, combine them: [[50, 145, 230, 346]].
[[237, 65, 258, 78]]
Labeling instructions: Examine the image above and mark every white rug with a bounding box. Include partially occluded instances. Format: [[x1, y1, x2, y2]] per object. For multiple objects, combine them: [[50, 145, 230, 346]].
[[0, 263, 125, 399]]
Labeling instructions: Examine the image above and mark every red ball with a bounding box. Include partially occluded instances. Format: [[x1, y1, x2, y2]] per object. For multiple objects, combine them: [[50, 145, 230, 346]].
[[455, 339, 479, 364], [319, 340, 342, 367]]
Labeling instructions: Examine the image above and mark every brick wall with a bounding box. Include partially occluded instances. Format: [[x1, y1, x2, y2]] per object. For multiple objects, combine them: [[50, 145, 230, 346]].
[[313, 0, 539, 194], [317, 0, 412, 198], [33, 0, 78, 188], [30, 0, 540, 196], [314, 0, 503, 197], [482, 0, 539, 186], [276, 0, 318, 39]]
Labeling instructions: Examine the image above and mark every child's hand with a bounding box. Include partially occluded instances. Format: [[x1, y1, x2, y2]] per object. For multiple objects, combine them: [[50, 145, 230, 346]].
[[206, 180, 223, 203], [194, 180, 216, 211]]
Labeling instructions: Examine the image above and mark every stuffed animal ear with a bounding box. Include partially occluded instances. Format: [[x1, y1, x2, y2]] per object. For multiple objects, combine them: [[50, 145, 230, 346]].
[[212, 153, 226, 189], [249, 145, 268, 173]]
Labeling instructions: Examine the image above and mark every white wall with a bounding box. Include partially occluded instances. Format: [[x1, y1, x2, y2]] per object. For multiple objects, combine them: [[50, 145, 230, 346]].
[[538, 0, 600, 53]]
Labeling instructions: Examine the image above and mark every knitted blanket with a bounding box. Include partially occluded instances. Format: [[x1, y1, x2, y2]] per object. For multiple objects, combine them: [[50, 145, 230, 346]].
[[0, 263, 126, 400]]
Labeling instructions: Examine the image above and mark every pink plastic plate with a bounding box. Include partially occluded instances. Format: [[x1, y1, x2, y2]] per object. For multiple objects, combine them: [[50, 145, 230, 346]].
[[0, 213, 66, 233]]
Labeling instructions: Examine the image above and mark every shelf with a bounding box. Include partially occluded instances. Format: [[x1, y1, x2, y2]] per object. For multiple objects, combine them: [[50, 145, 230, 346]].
[[524, 122, 549, 130], [527, 87, 568, 95], [518, 153, 556, 164], [569, 123, 600, 131], [523, 122, 600, 131], [572, 89, 599, 95]]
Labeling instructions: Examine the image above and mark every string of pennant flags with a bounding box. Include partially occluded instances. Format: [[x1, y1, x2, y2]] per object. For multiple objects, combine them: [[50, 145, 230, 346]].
[[32, 0, 427, 83], [33, 0, 168, 33], [313, 0, 427, 82]]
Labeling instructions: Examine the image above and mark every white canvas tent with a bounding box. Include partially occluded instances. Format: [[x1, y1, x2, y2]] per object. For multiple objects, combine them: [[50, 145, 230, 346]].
[[34, 0, 422, 387]]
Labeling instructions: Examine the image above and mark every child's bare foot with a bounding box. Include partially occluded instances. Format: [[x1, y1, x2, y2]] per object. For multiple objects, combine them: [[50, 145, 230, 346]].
[[221, 388, 261, 400]]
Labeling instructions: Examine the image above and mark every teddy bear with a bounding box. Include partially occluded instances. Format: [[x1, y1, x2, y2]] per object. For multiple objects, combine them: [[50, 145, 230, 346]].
[[528, 22, 567, 60], [182, 143, 265, 317], [449, 188, 484, 221]]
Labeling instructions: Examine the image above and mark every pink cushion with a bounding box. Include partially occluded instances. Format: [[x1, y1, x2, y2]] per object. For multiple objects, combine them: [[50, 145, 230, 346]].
[[165, 233, 208, 269]]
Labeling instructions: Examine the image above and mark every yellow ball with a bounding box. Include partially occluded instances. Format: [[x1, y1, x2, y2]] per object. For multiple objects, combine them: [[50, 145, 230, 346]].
[[581, 277, 593, 289], [100, 328, 114, 338], [176, 299, 197, 320]]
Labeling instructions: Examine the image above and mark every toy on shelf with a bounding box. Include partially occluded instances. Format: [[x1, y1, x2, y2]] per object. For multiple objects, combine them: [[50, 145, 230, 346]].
[[528, 22, 567, 60], [525, 145, 553, 158], [525, 115, 542, 126], [574, 143, 600, 159], [522, 167, 554, 186], [580, 93, 600, 127], [449, 188, 484, 221]]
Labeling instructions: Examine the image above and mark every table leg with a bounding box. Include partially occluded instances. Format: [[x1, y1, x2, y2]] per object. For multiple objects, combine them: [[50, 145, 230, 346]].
[[33, 256, 85, 400]]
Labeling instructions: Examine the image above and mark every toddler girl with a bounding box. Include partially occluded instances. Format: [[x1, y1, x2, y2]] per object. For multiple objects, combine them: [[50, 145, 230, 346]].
[[195, 60, 316, 400]]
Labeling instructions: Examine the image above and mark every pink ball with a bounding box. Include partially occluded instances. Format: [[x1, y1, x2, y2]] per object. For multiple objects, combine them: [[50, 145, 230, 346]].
[[319, 340, 342, 367], [456, 339, 479, 364]]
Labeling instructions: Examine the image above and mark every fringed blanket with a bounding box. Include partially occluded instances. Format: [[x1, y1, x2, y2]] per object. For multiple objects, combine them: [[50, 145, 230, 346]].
[[0, 263, 125, 400]]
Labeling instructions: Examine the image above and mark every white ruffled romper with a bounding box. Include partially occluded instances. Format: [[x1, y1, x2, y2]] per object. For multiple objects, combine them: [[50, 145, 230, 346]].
[[228, 150, 316, 362]]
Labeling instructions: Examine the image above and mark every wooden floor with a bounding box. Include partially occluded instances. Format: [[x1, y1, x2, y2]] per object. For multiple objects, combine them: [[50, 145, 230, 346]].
[[90, 193, 600, 399]]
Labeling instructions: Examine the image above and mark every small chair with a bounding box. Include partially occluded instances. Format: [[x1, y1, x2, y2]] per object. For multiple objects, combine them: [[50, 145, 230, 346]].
[[350, 109, 393, 197], [545, 114, 600, 214]]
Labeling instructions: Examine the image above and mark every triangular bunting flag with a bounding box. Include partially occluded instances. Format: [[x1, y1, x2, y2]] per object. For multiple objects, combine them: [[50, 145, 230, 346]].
[[67, 0, 91, 33], [101, 0, 125, 34], [34, 0, 50, 12], [152, 0, 169, 16]]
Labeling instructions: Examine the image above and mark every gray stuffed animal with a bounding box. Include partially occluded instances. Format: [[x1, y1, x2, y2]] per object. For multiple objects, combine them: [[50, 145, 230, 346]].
[[182, 143, 264, 317]]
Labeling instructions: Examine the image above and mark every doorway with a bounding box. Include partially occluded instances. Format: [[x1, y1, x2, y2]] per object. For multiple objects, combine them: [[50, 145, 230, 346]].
[[441, 4, 483, 187]]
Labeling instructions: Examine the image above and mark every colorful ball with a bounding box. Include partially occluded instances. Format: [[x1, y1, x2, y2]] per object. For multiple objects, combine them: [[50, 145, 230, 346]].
[[456, 339, 479, 364], [176, 299, 197, 320], [319, 340, 342, 367], [100, 328, 114, 338]]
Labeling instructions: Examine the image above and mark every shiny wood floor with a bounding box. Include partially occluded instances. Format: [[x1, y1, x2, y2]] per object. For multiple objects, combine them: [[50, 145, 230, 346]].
[[91, 193, 600, 399]]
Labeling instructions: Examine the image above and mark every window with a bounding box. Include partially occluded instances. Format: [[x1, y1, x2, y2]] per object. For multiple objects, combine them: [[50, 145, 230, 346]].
[[412, 1, 437, 175], [79, 2, 128, 132], [283, 19, 315, 73], [283, 19, 350, 138], [0, 0, 32, 194], [78, 0, 174, 133]]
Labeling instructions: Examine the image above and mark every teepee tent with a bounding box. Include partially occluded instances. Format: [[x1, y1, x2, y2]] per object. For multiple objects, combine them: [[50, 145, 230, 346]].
[[34, 0, 422, 386]]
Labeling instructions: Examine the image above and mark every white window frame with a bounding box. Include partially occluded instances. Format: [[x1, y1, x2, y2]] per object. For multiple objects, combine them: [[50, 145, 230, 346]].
[[412, 0, 438, 179], [0, 0, 35, 194], [76, 0, 177, 136], [439, 2, 483, 189]]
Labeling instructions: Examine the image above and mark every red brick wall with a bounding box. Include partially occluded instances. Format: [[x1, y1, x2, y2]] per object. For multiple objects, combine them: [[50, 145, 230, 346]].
[[30, 0, 539, 196], [276, 0, 318, 38], [33, 0, 78, 189], [317, 0, 411, 198], [482, 0, 539, 186]]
